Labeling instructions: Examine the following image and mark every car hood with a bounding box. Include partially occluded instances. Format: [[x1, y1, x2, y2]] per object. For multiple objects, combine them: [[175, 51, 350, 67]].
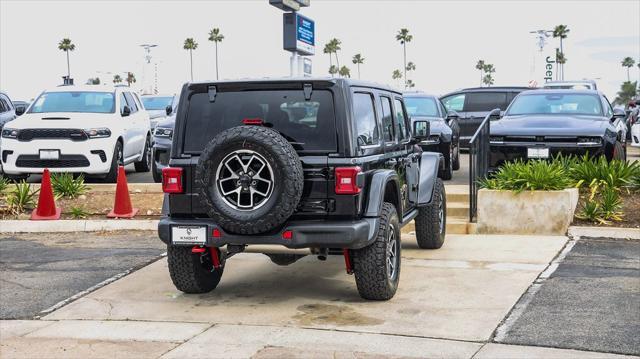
[[492, 115, 611, 136], [147, 110, 166, 119], [412, 116, 451, 136], [155, 116, 175, 129], [6, 112, 118, 130]]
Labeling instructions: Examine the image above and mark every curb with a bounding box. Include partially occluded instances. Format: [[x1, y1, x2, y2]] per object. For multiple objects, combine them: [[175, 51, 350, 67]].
[[0, 219, 159, 233], [568, 226, 640, 240]]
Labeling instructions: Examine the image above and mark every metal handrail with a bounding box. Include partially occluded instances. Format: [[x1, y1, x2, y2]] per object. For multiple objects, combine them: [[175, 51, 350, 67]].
[[469, 108, 501, 222]]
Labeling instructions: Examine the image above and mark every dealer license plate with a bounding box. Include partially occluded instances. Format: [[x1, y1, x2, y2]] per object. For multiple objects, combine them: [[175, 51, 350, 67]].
[[527, 147, 549, 159], [39, 150, 60, 160], [172, 226, 207, 245]]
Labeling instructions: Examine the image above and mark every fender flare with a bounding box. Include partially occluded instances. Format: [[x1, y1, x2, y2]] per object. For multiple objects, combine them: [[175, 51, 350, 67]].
[[418, 152, 443, 206], [363, 169, 401, 218]]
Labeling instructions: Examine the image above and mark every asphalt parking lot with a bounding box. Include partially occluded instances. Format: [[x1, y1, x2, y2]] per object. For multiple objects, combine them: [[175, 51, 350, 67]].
[[498, 236, 640, 356], [0, 232, 165, 319]]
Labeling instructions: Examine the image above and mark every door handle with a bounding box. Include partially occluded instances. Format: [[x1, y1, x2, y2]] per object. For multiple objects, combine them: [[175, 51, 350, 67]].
[[385, 158, 397, 166]]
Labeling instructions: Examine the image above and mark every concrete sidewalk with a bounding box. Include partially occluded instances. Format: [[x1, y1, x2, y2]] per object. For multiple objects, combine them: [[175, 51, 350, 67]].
[[0, 234, 634, 358]]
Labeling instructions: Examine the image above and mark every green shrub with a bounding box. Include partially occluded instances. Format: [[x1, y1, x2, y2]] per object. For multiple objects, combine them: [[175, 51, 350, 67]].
[[51, 173, 87, 198], [569, 155, 639, 189], [8, 182, 38, 214], [478, 160, 572, 192], [576, 186, 623, 224], [0, 176, 9, 193], [69, 206, 89, 219]]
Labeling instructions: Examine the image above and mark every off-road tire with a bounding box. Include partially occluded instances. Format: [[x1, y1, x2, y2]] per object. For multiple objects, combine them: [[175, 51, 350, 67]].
[[134, 136, 151, 172], [440, 144, 453, 180], [415, 178, 446, 249], [352, 202, 401, 301], [449, 120, 461, 171], [168, 246, 224, 294], [104, 141, 123, 183], [196, 126, 304, 235], [266, 254, 306, 266]]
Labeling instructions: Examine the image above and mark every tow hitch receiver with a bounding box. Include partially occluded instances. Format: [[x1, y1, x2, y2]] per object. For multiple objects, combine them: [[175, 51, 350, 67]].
[[343, 248, 353, 275], [192, 246, 222, 269]]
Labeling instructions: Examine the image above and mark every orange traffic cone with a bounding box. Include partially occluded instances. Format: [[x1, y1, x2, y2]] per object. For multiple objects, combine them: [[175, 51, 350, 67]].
[[107, 166, 138, 218], [31, 169, 61, 220]]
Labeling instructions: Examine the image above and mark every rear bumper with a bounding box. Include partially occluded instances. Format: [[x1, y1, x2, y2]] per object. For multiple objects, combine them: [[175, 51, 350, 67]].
[[158, 216, 379, 250]]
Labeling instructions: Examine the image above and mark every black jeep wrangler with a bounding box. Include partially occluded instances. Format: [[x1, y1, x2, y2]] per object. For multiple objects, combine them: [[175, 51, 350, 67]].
[[158, 78, 446, 300]]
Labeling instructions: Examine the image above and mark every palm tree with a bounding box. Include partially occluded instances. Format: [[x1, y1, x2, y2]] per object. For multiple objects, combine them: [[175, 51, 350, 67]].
[[406, 79, 415, 88], [395, 28, 413, 88], [328, 65, 339, 77], [614, 81, 638, 105], [552, 25, 570, 80], [482, 74, 495, 87], [475, 60, 485, 86], [339, 66, 351, 78], [329, 38, 342, 69], [556, 51, 567, 76], [621, 57, 636, 82], [113, 74, 122, 84], [392, 69, 403, 88], [183, 38, 198, 81], [406, 62, 416, 72], [58, 38, 76, 79], [323, 43, 334, 69], [352, 54, 364, 79], [126, 72, 136, 87], [208, 28, 224, 80]]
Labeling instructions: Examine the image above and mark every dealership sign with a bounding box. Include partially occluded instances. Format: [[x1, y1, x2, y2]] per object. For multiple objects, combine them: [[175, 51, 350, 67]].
[[283, 12, 315, 55]]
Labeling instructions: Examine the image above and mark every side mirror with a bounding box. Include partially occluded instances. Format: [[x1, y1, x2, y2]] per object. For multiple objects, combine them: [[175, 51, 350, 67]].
[[15, 106, 25, 116], [612, 108, 626, 120], [412, 120, 430, 141], [165, 105, 173, 116], [447, 111, 460, 120], [121, 106, 131, 117]]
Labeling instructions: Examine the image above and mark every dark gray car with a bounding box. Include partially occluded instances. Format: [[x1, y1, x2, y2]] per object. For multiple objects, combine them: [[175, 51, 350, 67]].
[[404, 92, 460, 180]]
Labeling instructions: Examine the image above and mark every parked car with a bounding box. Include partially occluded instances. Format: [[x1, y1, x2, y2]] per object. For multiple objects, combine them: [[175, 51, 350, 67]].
[[542, 80, 598, 91], [141, 94, 176, 129], [158, 78, 446, 301], [489, 90, 628, 171], [0, 91, 18, 129], [1, 85, 152, 182], [152, 114, 175, 183], [440, 87, 528, 148], [404, 92, 460, 180]]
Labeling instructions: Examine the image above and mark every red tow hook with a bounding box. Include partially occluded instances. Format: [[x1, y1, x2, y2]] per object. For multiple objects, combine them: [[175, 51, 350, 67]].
[[343, 248, 353, 275], [191, 246, 222, 270]]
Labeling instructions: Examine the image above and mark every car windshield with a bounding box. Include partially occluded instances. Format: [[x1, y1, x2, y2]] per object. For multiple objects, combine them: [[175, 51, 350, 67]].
[[142, 96, 174, 110], [405, 97, 439, 117], [506, 93, 603, 116], [29, 91, 115, 114]]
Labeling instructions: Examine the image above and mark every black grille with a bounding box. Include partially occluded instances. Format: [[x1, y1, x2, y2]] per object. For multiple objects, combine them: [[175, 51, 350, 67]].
[[91, 150, 107, 162], [15, 155, 90, 168], [17, 129, 87, 142]]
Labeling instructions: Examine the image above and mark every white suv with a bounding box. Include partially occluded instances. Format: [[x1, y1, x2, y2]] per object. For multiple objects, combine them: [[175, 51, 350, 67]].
[[1, 85, 151, 182]]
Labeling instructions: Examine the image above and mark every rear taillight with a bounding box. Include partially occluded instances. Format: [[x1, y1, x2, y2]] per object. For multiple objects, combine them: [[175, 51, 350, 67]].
[[162, 167, 183, 193], [242, 118, 264, 125], [335, 166, 362, 194]]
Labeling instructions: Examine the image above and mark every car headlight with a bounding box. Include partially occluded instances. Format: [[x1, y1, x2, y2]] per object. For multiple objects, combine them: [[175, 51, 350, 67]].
[[84, 128, 111, 138], [1, 128, 19, 139], [577, 137, 602, 145], [154, 128, 173, 138]]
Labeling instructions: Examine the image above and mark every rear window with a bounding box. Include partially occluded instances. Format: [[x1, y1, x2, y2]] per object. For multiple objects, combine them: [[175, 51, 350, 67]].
[[464, 92, 508, 112], [182, 90, 336, 153]]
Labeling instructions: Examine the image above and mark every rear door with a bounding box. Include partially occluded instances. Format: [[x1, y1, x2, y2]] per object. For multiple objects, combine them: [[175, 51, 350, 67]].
[[123, 92, 145, 160], [179, 87, 337, 217]]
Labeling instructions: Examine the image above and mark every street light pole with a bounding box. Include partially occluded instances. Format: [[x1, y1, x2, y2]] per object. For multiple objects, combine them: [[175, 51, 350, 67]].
[[140, 44, 158, 94]]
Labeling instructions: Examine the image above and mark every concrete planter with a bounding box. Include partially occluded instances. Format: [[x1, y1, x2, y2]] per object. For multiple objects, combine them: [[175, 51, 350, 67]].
[[477, 188, 579, 235]]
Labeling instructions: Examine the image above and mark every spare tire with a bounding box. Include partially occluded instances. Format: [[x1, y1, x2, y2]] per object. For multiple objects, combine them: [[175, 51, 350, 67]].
[[195, 126, 304, 234]]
